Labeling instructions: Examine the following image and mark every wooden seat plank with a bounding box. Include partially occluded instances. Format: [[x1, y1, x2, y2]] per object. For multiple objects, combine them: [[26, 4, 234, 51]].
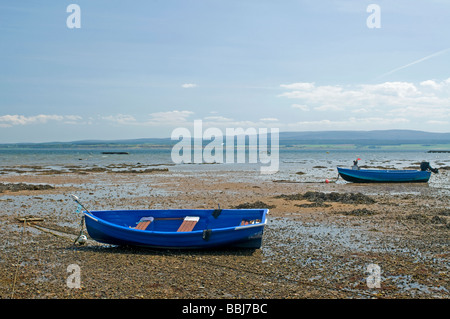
[[135, 217, 154, 230], [177, 216, 199, 232]]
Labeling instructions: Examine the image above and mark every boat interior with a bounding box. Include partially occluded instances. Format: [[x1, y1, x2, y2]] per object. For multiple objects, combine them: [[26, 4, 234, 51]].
[[87, 209, 267, 232]]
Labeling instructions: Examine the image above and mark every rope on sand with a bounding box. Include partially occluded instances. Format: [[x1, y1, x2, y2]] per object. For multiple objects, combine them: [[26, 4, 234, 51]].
[[10, 217, 85, 298]]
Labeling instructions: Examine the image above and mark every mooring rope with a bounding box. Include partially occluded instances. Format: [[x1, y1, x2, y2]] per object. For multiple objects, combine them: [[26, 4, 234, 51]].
[[73, 215, 86, 246], [29, 223, 75, 241]]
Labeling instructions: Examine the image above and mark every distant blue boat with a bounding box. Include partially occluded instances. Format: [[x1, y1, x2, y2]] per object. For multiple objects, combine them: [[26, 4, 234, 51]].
[[82, 208, 268, 249], [337, 167, 431, 183]]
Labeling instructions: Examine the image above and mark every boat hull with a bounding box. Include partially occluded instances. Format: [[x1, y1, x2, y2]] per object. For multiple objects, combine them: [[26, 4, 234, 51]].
[[337, 167, 431, 183], [83, 208, 268, 249]]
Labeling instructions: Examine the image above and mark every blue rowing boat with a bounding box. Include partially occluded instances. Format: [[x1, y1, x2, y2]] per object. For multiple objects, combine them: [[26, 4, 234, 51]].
[[80, 208, 268, 249], [337, 167, 431, 183]]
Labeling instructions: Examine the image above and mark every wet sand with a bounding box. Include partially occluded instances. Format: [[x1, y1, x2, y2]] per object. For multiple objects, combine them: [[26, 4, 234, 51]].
[[0, 165, 449, 299]]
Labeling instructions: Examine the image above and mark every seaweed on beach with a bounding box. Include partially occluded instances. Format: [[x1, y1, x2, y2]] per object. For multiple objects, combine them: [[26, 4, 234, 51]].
[[338, 208, 377, 216], [275, 191, 375, 205], [0, 163, 171, 176], [437, 209, 450, 216], [0, 182, 55, 193], [109, 168, 169, 173], [295, 202, 331, 208], [233, 201, 276, 209], [431, 215, 447, 225], [406, 213, 429, 224]]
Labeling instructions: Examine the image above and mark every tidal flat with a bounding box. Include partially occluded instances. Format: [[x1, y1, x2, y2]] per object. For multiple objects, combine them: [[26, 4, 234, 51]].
[[0, 163, 449, 299]]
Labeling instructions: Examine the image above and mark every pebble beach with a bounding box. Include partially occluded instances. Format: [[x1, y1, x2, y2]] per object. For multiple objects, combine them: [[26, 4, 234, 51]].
[[0, 160, 448, 300]]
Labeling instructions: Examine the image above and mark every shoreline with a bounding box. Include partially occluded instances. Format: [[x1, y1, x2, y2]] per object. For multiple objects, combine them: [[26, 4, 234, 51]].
[[0, 167, 449, 299]]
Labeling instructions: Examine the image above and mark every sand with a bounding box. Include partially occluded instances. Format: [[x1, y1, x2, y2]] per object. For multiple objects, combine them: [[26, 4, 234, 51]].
[[0, 166, 449, 299]]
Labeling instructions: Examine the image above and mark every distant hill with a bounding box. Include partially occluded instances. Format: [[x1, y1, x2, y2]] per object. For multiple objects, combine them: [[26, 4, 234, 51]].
[[62, 138, 174, 146], [1, 130, 449, 148], [278, 130, 450, 145]]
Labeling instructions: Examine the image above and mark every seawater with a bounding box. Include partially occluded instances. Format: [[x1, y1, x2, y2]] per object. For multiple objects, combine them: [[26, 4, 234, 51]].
[[0, 147, 448, 191]]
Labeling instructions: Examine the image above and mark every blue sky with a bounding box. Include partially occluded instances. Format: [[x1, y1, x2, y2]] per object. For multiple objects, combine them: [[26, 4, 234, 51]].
[[1, 0, 449, 142]]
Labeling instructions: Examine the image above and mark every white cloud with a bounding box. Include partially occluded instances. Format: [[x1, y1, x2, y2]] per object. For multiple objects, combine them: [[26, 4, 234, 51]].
[[291, 104, 310, 111], [259, 118, 279, 122], [351, 108, 370, 114], [280, 82, 315, 90], [419, 79, 450, 92], [181, 83, 197, 88], [360, 81, 421, 98], [203, 116, 234, 122], [386, 105, 450, 119], [201, 116, 280, 130], [102, 112, 280, 130], [427, 120, 449, 125], [285, 117, 410, 131], [102, 114, 137, 125], [278, 79, 450, 131], [103, 110, 194, 126], [0, 114, 82, 127], [281, 79, 450, 119], [280, 84, 364, 106], [420, 80, 443, 90], [313, 104, 344, 111], [148, 110, 194, 123]]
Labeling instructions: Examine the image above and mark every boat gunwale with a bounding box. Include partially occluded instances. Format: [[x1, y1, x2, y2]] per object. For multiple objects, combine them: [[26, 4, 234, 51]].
[[82, 208, 269, 235], [336, 167, 427, 174], [336, 166, 431, 183]]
